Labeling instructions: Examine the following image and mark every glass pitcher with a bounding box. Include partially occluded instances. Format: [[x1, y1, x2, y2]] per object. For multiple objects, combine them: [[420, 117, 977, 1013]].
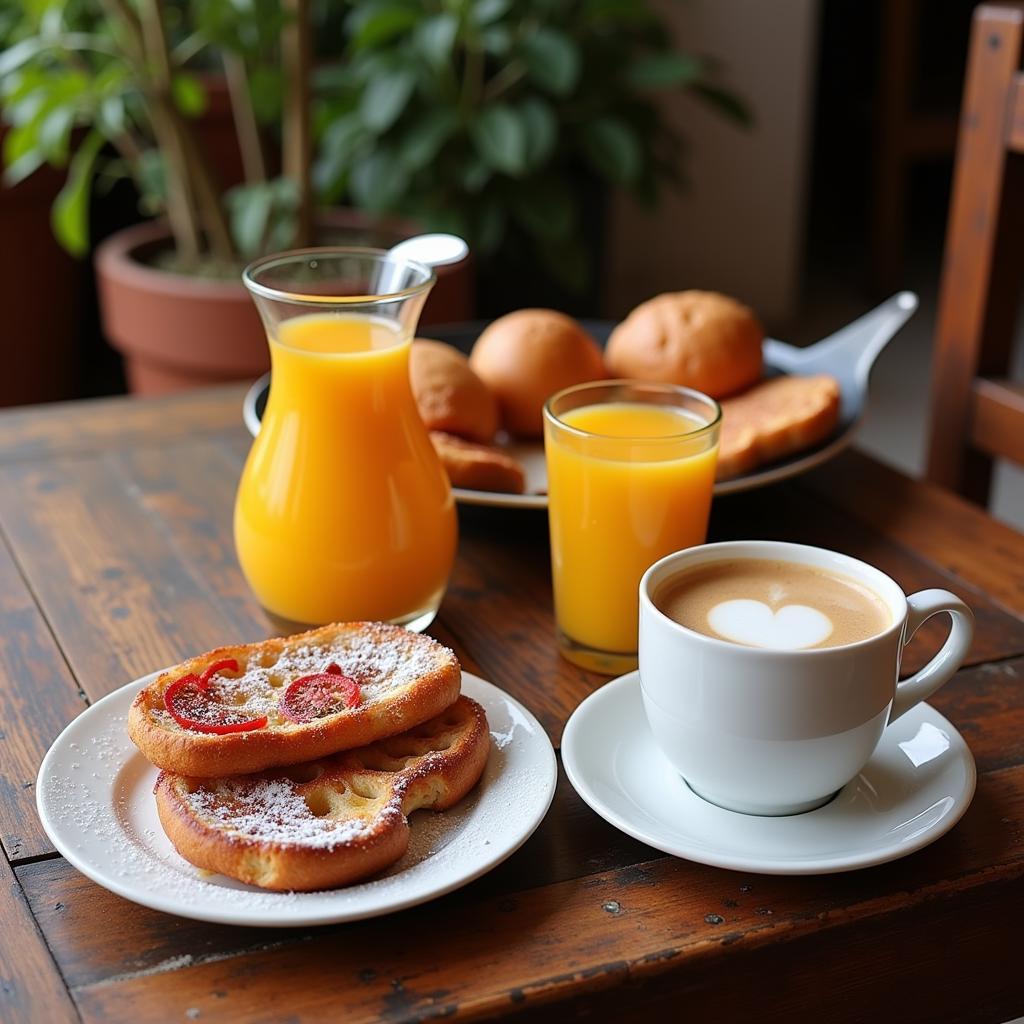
[[235, 248, 457, 631]]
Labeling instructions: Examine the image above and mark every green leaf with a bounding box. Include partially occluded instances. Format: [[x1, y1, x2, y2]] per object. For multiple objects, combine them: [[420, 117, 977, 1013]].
[[481, 25, 512, 56], [171, 73, 207, 118], [690, 82, 753, 126], [520, 28, 580, 96], [0, 38, 46, 79], [519, 97, 556, 169], [580, 117, 641, 183], [459, 155, 491, 193], [416, 13, 458, 66], [627, 52, 704, 89], [248, 66, 283, 123], [97, 96, 127, 138], [471, 104, 526, 176], [3, 149, 46, 187], [359, 67, 416, 132], [320, 112, 367, 157], [349, 147, 410, 211], [396, 108, 457, 171], [472, 0, 512, 24], [351, 5, 419, 49], [228, 182, 273, 258], [51, 129, 103, 258], [37, 105, 74, 163]]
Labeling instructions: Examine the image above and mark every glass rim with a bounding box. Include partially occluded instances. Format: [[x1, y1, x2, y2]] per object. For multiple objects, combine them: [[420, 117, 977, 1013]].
[[543, 379, 722, 442], [242, 246, 436, 306]]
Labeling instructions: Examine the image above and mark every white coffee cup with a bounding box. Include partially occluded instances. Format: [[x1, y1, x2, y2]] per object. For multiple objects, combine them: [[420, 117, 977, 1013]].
[[638, 540, 974, 816]]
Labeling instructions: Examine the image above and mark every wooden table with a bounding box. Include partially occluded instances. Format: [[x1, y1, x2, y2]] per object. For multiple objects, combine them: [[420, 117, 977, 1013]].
[[2, 385, 1023, 1024]]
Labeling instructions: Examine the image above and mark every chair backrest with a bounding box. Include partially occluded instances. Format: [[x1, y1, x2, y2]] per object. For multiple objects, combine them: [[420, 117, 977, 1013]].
[[926, 2, 1024, 505]]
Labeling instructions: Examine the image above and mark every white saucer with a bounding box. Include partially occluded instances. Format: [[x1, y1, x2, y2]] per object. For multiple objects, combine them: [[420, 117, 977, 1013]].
[[562, 672, 976, 875], [36, 672, 557, 927]]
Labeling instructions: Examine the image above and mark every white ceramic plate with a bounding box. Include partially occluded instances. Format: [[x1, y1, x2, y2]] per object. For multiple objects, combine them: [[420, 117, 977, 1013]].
[[36, 672, 557, 927], [561, 672, 976, 875]]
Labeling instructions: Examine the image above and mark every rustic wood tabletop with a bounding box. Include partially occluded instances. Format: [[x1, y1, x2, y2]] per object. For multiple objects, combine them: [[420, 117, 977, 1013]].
[[1, 385, 1023, 1023]]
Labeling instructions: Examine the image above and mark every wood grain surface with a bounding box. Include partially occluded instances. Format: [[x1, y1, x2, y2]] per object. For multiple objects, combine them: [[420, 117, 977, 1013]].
[[0, 386, 1022, 1023]]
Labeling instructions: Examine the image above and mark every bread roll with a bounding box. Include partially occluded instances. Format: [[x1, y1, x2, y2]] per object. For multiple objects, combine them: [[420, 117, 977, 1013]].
[[409, 339, 499, 444], [470, 309, 606, 438], [605, 291, 763, 399]]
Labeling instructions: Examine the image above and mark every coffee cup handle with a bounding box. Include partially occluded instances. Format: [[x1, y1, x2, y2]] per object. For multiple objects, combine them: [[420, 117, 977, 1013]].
[[889, 589, 974, 724]]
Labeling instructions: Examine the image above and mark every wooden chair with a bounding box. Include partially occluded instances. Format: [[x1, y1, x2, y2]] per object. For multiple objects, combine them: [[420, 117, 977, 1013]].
[[926, 2, 1024, 505]]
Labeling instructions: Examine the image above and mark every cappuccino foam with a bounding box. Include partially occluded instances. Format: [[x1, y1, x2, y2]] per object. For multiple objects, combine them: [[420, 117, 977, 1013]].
[[654, 558, 892, 650]]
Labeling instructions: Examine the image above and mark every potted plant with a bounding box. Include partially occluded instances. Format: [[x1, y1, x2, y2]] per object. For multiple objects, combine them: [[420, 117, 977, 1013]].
[[0, 0, 469, 394], [314, 0, 749, 314]]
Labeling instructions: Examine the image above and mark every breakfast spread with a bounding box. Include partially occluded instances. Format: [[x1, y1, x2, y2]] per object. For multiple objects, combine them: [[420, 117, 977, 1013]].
[[154, 694, 490, 891], [126, 623, 489, 891], [406, 293, 841, 494], [128, 622, 462, 777]]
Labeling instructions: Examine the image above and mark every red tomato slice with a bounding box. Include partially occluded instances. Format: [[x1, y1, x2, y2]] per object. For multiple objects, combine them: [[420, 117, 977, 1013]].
[[164, 673, 267, 734], [279, 672, 361, 723], [199, 658, 239, 687]]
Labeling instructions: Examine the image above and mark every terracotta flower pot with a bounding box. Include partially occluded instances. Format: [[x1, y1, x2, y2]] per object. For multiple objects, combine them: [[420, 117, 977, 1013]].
[[96, 213, 474, 395]]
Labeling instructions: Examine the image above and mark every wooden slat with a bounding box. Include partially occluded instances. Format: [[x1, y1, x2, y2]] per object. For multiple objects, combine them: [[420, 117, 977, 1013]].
[[0, 854, 78, 1024], [802, 450, 1024, 618], [0, 536, 86, 860], [18, 766, 651, 990], [926, 3, 1024, 494], [21, 654, 1024, 1003], [970, 377, 1024, 465], [0, 455, 272, 699], [59, 761, 1024, 1022], [1007, 72, 1024, 151], [0, 386, 248, 463]]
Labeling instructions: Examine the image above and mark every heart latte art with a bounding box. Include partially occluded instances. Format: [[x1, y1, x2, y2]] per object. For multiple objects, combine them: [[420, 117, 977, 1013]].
[[654, 559, 892, 651], [707, 599, 833, 650]]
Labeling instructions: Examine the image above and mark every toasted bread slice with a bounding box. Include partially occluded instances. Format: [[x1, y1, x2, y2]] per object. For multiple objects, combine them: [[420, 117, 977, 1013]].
[[129, 623, 461, 777], [155, 696, 490, 891], [429, 431, 526, 494], [717, 374, 841, 480]]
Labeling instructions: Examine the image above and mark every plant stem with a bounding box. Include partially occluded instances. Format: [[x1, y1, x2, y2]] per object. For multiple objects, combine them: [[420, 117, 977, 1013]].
[[138, 0, 234, 265], [224, 52, 266, 184], [282, 0, 312, 247]]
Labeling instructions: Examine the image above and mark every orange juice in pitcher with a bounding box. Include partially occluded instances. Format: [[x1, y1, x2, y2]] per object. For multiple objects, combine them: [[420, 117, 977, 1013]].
[[235, 250, 456, 630]]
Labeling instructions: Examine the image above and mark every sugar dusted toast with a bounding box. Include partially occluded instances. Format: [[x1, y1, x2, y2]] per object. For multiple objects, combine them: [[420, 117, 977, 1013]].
[[155, 696, 490, 891], [717, 374, 841, 480], [128, 623, 461, 777]]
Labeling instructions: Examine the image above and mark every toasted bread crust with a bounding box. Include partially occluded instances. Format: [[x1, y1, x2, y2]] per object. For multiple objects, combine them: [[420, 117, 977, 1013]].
[[429, 431, 526, 494], [128, 622, 461, 777], [155, 696, 490, 891], [717, 374, 841, 480]]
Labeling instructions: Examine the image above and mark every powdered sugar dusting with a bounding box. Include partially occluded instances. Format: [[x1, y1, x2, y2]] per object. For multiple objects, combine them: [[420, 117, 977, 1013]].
[[180, 778, 396, 850], [149, 630, 446, 728], [37, 671, 557, 926]]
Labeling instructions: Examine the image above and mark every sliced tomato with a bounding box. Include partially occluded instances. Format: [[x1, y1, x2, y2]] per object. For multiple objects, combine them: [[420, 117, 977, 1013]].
[[280, 671, 361, 723], [199, 658, 239, 687], [164, 673, 267, 734]]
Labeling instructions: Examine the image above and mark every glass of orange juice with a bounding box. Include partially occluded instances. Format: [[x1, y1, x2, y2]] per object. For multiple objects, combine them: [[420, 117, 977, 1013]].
[[543, 380, 721, 674], [235, 248, 456, 631]]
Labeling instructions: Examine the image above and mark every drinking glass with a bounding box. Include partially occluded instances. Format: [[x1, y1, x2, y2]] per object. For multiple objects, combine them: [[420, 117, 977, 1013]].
[[235, 248, 456, 631], [543, 380, 721, 673]]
